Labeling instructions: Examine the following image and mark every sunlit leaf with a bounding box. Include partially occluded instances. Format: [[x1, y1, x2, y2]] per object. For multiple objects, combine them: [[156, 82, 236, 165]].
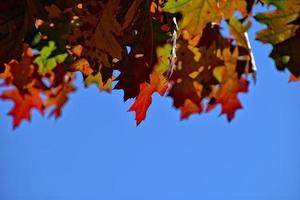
[[255, 0, 300, 76], [0, 0, 298, 128]]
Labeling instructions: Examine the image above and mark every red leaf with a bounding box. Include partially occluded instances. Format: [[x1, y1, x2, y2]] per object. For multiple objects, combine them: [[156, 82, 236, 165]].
[[128, 70, 168, 125], [128, 82, 152, 125], [0, 88, 44, 128], [289, 75, 300, 82]]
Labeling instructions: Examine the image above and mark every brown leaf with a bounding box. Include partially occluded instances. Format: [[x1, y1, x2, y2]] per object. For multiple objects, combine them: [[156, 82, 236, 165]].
[[115, 1, 169, 100], [68, 0, 123, 83]]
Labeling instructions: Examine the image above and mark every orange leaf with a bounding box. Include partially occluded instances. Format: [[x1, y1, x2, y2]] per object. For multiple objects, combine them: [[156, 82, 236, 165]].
[[128, 82, 153, 125], [180, 99, 202, 120], [208, 48, 249, 121], [45, 80, 76, 118], [128, 70, 168, 125], [217, 78, 248, 121], [0, 64, 13, 86], [289, 74, 300, 82], [0, 88, 44, 128]]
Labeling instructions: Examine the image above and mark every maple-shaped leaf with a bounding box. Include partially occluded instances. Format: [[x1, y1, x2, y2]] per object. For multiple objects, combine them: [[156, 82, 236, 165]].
[[115, 1, 169, 100], [255, 0, 300, 76], [168, 24, 227, 119], [163, 0, 251, 37], [168, 38, 219, 114], [69, 58, 93, 77], [69, 57, 113, 92], [0, 46, 39, 95], [1, 0, 299, 129], [207, 48, 249, 121], [45, 73, 76, 118], [8, 48, 35, 93], [84, 72, 114, 93], [128, 44, 170, 125], [168, 40, 223, 118], [0, 44, 59, 93], [34, 41, 68, 75], [68, 0, 123, 83], [0, 88, 44, 129], [163, 0, 222, 37], [167, 23, 252, 120]]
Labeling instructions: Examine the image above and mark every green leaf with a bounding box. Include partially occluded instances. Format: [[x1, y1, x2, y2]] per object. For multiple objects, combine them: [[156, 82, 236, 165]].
[[34, 41, 68, 75], [255, 0, 300, 76]]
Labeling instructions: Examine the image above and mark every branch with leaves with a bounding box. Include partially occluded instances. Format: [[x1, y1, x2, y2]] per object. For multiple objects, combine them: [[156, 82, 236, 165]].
[[0, 0, 299, 128]]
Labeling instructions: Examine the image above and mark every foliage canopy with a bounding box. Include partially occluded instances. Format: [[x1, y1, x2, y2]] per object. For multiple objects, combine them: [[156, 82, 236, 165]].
[[0, 0, 299, 128]]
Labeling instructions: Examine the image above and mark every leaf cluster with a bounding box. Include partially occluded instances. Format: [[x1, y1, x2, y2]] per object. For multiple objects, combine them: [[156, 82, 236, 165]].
[[0, 0, 299, 128]]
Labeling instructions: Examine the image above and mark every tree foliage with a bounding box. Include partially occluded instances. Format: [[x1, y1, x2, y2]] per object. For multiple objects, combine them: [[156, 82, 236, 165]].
[[0, 0, 299, 128]]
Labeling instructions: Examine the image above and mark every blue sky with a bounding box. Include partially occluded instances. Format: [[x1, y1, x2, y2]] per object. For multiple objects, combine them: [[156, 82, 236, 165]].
[[1, 7, 300, 200]]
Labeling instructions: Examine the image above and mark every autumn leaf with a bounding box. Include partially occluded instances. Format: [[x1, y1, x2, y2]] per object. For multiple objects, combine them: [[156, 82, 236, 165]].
[[0, 46, 40, 95], [0, 0, 299, 128], [168, 24, 233, 119], [289, 74, 300, 82], [34, 41, 68, 75], [207, 48, 249, 121], [167, 37, 219, 114], [0, 88, 44, 129], [228, 17, 256, 80], [68, 0, 123, 83], [128, 72, 168, 125], [163, 0, 251, 37], [69, 58, 93, 76], [163, 0, 223, 37], [115, 1, 169, 100], [228, 17, 252, 48], [167, 23, 252, 120], [255, 0, 300, 76], [84, 72, 114, 93], [0, 63, 12, 86], [128, 44, 171, 125], [45, 74, 76, 118]]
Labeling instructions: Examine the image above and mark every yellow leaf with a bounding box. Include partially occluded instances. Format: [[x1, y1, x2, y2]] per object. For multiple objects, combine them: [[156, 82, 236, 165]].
[[84, 72, 114, 92]]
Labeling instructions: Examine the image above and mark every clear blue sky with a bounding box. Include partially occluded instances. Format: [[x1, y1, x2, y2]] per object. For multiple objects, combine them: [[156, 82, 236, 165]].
[[0, 7, 300, 200]]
